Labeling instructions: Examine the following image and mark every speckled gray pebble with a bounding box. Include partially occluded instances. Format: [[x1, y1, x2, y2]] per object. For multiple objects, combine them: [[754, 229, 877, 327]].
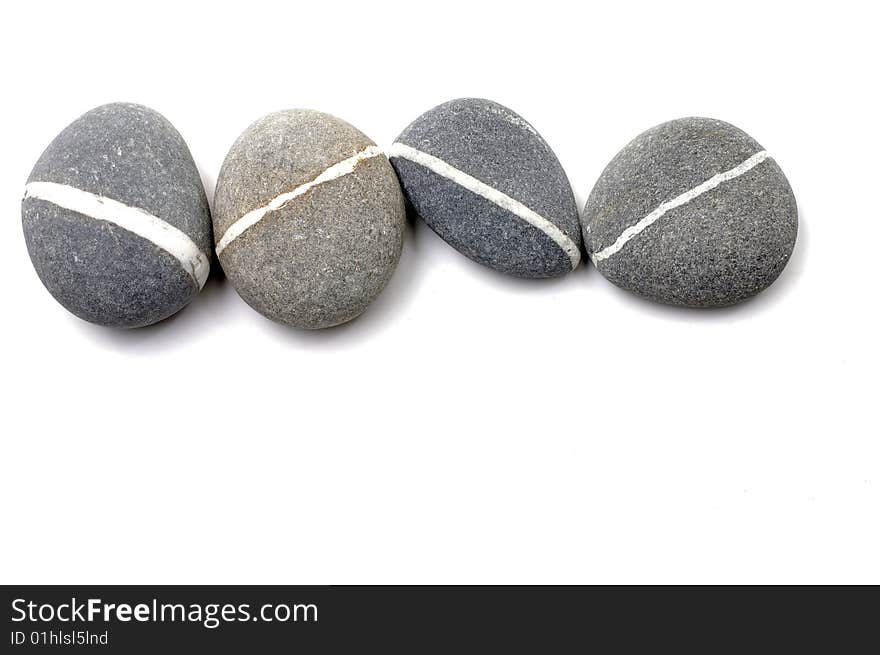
[[583, 117, 798, 307], [390, 98, 581, 278], [22, 103, 212, 328], [213, 110, 405, 329]]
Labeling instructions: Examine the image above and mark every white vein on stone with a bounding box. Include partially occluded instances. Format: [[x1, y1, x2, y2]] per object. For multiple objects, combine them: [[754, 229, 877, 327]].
[[388, 142, 581, 270], [215, 145, 384, 256], [591, 150, 770, 264], [23, 180, 210, 288]]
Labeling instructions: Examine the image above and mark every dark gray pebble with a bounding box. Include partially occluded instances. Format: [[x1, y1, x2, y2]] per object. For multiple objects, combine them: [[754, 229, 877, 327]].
[[390, 98, 581, 278]]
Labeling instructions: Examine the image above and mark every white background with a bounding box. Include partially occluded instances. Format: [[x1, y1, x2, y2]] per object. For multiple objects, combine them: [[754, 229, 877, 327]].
[[1, 1, 877, 584]]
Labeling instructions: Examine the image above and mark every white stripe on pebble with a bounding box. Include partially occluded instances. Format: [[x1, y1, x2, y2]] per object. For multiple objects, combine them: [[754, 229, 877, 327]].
[[388, 142, 581, 270], [215, 144, 385, 256], [23, 181, 210, 289], [591, 150, 770, 264]]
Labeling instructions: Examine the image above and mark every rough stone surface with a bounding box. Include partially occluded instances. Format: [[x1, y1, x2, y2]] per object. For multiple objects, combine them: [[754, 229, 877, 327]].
[[213, 110, 405, 329], [22, 102, 212, 327], [583, 117, 798, 307], [391, 98, 581, 278]]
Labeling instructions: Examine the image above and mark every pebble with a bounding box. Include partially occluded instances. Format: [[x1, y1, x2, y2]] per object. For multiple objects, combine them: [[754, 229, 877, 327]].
[[390, 98, 581, 278], [213, 110, 405, 329], [583, 117, 798, 307], [22, 102, 212, 327]]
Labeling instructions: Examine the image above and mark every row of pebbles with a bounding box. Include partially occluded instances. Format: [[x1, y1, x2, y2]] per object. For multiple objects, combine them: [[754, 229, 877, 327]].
[[22, 100, 798, 328]]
